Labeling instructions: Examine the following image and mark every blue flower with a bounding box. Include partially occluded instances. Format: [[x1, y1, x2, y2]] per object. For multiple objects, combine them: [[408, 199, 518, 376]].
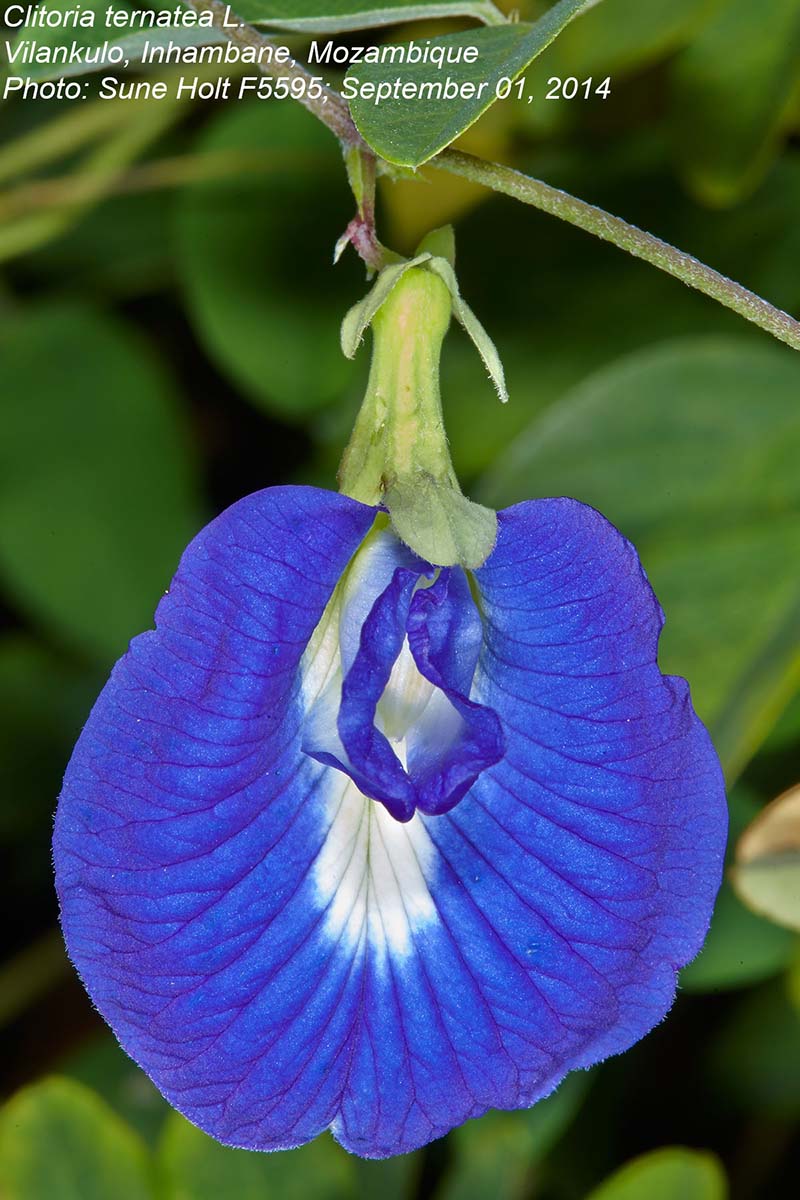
[[53, 484, 726, 1159], [55, 245, 726, 1157]]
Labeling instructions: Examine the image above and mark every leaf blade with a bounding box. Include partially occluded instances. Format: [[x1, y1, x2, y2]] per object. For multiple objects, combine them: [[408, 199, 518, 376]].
[[0, 1077, 154, 1200], [586, 1148, 727, 1200], [348, 0, 597, 167], [0, 304, 203, 663], [237, 0, 506, 32]]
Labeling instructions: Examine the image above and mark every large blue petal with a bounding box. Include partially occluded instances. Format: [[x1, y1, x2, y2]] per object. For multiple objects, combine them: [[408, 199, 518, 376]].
[[55, 489, 726, 1160], [54, 487, 377, 1148], [330, 501, 726, 1155], [455, 498, 726, 1067]]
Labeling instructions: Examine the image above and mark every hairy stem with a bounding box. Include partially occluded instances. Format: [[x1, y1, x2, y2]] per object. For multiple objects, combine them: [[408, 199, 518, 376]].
[[181, 3, 800, 351], [435, 149, 800, 353], [183, 0, 360, 143]]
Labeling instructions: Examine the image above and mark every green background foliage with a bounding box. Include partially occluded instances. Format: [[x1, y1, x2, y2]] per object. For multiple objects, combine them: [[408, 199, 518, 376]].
[[1, 1, 799, 1197]]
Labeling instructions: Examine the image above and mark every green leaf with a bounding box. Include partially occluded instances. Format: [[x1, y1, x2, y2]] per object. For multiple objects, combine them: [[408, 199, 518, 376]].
[[0, 1077, 155, 1200], [175, 99, 361, 420], [731, 784, 800, 932], [348, 0, 596, 167], [671, 0, 800, 205], [0, 304, 202, 664], [585, 1148, 727, 1200], [478, 338, 800, 780], [236, 0, 506, 32], [435, 1072, 591, 1200], [157, 1112, 358, 1200], [61, 1035, 170, 1149], [7, 0, 505, 80], [531, 0, 719, 78]]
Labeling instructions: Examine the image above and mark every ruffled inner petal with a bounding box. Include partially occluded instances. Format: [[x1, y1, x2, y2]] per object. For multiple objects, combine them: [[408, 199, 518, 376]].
[[302, 547, 505, 820]]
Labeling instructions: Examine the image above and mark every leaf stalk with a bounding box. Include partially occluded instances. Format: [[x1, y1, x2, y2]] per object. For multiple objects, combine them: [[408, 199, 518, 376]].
[[181, 1, 800, 352]]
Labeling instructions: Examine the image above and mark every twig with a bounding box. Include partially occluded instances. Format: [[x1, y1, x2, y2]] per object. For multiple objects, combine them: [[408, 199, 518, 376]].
[[184, 0, 361, 144], [434, 149, 800, 353], [180, 3, 800, 350]]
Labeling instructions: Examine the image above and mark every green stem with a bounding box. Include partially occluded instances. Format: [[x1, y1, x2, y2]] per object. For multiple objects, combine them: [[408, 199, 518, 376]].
[[180, 4, 800, 353], [338, 265, 456, 503], [183, 0, 361, 144], [434, 149, 800, 353], [341, 146, 386, 270], [339, 263, 497, 568]]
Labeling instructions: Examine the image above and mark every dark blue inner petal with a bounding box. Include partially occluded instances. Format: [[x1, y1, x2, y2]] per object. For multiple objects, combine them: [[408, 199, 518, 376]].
[[302, 562, 505, 821]]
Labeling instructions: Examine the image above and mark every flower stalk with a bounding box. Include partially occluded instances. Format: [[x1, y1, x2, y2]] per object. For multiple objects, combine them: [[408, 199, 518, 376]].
[[339, 259, 498, 569], [339, 265, 456, 502]]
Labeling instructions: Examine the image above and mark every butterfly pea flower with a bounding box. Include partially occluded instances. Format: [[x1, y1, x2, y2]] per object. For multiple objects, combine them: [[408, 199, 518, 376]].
[[54, 251, 727, 1160]]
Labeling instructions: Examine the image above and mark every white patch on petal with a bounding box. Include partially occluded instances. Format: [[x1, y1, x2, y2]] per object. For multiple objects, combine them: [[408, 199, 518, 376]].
[[313, 771, 438, 962], [379, 638, 464, 771], [299, 523, 440, 962]]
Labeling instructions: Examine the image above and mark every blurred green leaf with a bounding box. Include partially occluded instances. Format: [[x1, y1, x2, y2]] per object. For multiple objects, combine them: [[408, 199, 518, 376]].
[[528, 0, 719, 79], [478, 338, 800, 780], [0, 1077, 155, 1200], [788, 950, 800, 1014], [507, 0, 719, 137], [436, 1072, 591, 1200], [759, 685, 800, 752], [0, 636, 95, 844], [175, 99, 362, 420], [682, 788, 796, 992], [586, 1147, 727, 1200], [157, 1112, 357, 1200], [0, 304, 202, 663], [24, 190, 175, 298], [709, 979, 800, 1115], [348, 0, 594, 167], [236, 0, 505, 31], [0, 99, 185, 265], [671, 0, 800, 205], [731, 784, 800, 933], [732, 855, 800, 933], [61, 1036, 170, 1149]]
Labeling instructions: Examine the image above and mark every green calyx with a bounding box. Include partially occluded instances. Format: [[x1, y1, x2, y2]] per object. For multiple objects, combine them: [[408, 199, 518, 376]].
[[338, 231, 505, 570]]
